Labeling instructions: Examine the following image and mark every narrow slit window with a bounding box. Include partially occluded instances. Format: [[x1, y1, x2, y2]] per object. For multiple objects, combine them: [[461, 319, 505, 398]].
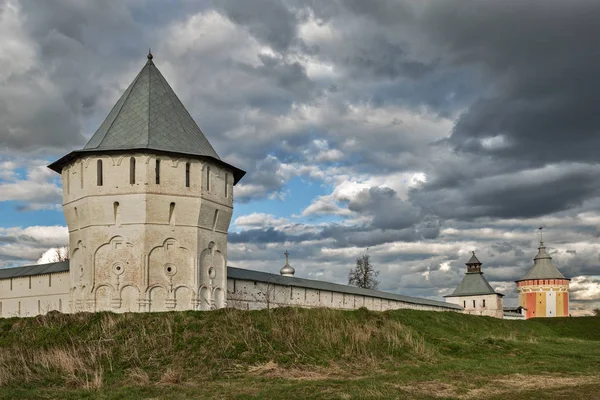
[[155, 159, 161, 184], [472, 300, 476, 308], [114, 202, 120, 227], [130, 157, 136, 184], [80, 161, 84, 188], [482, 299, 486, 307], [206, 166, 210, 191], [212, 209, 219, 231], [97, 160, 103, 186], [169, 202, 175, 226], [225, 173, 228, 197], [185, 162, 190, 187], [65, 168, 70, 194]]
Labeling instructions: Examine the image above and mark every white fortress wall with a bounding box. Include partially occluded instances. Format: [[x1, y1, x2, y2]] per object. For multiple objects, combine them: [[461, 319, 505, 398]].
[[0, 272, 69, 318], [226, 276, 460, 313]]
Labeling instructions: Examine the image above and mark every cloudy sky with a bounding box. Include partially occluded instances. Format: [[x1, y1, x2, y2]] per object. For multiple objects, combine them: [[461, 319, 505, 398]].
[[1, 0, 599, 313]]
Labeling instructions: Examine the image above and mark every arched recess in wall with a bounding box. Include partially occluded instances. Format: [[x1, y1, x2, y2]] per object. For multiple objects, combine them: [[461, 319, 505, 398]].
[[199, 286, 211, 311], [213, 287, 225, 309], [95, 285, 112, 312], [149, 285, 167, 312], [175, 286, 193, 311], [120, 285, 140, 313], [130, 157, 136, 184]]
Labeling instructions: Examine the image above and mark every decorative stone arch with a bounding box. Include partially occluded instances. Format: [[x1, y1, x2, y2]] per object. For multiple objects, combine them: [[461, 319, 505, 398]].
[[212, 287, 225, 309], [94, 284, 115, 312], [198, 285, 211, 311], [148, 238, 192, 291], [93, 236, 135, 291], [119, 284, 141, 313], [174, 285, 194, 311], [147, 283, 169, 312]]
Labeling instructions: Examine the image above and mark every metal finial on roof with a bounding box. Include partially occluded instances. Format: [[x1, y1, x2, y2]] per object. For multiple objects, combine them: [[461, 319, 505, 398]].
[[538, 227, 544, 246], [147, 48, 153, 60], [280, 250, 295, 277]]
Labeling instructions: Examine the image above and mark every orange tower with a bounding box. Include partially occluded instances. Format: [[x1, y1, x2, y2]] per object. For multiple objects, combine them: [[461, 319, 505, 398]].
[[516, 234, 570, 319]]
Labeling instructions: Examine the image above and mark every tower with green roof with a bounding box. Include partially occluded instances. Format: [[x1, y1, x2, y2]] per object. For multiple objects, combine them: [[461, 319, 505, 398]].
[[444, 252, 504, 318], [48, 52, 245, 313]]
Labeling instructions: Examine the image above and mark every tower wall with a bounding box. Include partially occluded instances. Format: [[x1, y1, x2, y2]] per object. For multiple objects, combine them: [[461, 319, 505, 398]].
[[446, 293, 503, 318], [62, 152, 234, 313], [517, 279, 570, 319]]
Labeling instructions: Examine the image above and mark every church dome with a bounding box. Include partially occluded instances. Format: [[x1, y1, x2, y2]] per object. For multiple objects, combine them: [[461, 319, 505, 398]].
[[280, 250, 295, 277]]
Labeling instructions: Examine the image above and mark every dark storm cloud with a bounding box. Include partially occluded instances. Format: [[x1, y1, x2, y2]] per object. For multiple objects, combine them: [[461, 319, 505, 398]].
[[348, 187, 421, 230], [413, 163, 600, 220], [216, 0, 299, 51], [421, 0, 600, 165]]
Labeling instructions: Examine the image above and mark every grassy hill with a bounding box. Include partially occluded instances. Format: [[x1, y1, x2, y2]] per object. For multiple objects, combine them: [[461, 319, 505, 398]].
[[1, 308, 599, 399]]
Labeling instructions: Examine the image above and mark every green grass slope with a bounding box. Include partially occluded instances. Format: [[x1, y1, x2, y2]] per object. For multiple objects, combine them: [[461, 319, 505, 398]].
[[1, 308, 599, 399]]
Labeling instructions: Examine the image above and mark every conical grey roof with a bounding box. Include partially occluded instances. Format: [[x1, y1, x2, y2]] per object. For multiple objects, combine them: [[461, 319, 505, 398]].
[[84, 55, 220, 159], [49, 53, 245, 183], [445, 272, 501, 297], [517, 243, 567, 281]]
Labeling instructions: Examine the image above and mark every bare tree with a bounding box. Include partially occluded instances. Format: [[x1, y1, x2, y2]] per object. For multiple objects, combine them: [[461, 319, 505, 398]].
[[593, 308, 600, 317], [49, 246, 70, 262], [348, 254, 379, 289]]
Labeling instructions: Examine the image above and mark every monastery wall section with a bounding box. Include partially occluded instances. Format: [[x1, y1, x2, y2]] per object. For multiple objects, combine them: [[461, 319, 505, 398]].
[[0, 272, 69, 318], [226, 278, 458, 312]]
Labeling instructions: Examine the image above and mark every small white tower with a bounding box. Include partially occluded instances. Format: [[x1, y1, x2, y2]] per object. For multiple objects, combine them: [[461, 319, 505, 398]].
[[280, 250, 295, 277], [48, 52, 245, 314]]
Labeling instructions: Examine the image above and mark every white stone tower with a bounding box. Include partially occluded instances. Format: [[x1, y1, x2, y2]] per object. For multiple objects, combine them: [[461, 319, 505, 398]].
[[48, 52, 245, 313], [444, 252, 504, 318]]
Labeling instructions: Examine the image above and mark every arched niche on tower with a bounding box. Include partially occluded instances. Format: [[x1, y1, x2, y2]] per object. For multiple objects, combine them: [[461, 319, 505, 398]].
[[148, 238, 193, 290], [199, 241, 225, 288], [70, 240, 88, 311], [93, 236, 136, 291]]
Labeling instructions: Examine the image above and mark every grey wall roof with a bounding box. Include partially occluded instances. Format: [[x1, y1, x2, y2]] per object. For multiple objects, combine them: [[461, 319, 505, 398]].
[[0, 261, 69, 279], [0, 261, 461, 310], [444, 272, 503, 297], [517, 245, 568, 281], [48, 55, 245, 184]]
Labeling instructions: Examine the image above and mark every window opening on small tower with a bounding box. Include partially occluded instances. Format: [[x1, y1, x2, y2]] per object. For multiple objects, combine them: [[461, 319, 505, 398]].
[[130, 157, 136, 184], [169, 202, 175, 227], [97, 160, 103, 186], [225, 173, 228, 198], [114, 202, 120, 227], [482, 299, 486, 307], [155, 159, 161, 184], [185, 162, 190, 187], [206, 166, 211, 191], [472, 300, 476, 308]]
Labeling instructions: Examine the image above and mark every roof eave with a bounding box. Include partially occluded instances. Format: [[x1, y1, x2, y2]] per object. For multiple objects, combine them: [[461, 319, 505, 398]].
[[444, 291, 504, 298], [48, 148, 246, 184]]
